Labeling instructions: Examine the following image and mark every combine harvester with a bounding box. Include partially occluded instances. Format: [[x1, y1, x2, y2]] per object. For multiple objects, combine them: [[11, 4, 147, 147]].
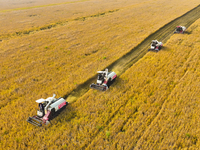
[[90, 69, 117, 91], [27, 94, 68, 127], [174, 26, 186, 34], [148, 40, 163, 52]]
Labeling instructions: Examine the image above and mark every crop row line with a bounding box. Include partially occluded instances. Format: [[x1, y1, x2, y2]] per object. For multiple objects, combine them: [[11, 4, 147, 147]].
[[132, 52, 192, 149], [0, 0, 91, 13], [0, 9, 119, 41], [80, 91, 137, 149], [85, 53, 177, 149], [77, 4, 200, 149]]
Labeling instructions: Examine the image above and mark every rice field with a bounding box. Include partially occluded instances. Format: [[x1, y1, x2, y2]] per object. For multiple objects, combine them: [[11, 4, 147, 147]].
[[0, 0, 200, 149]]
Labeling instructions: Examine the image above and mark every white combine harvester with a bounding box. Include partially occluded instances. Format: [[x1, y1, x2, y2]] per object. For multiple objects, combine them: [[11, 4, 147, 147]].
[[90, 69, 117, 91], [174, 26, 186, 34], [27, 94, 68, 127], [148, 40, 163, 52]]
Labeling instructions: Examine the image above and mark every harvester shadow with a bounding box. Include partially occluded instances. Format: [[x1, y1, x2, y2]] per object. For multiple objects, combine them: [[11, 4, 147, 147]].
[[109, 77, 126, 91], [49, 105, 68, 121], [63, 75, 97, 101], [184, 31, 192, 35], [49, 104, 77, 125], [107, 78, 116, 88], [160, 46, 168, 51]]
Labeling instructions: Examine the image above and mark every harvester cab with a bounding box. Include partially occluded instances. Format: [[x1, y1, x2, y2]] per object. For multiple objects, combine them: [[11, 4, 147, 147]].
[[27, 94, 68, 127], [97, 70, 107, 85], [97, 73, 105, 84], [90, 69, 117, 91]]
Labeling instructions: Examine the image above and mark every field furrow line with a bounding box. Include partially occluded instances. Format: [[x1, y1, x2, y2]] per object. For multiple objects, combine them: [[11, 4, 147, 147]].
[[80, 96, 132, 149], [84, 100, 140, 149], [69, 4, 200, 149], [0, 0, 91, 13], [0, 9, 119, 40], [84, 46, 190, 149], [132, 46, 195, 150]]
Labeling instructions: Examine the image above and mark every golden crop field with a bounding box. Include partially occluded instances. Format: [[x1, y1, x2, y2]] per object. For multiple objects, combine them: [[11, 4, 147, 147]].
[[0, 0, 200, 149]]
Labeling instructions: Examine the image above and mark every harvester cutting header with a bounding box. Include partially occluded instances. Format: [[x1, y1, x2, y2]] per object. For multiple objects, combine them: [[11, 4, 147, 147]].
[[90, 69, 117, 91]]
